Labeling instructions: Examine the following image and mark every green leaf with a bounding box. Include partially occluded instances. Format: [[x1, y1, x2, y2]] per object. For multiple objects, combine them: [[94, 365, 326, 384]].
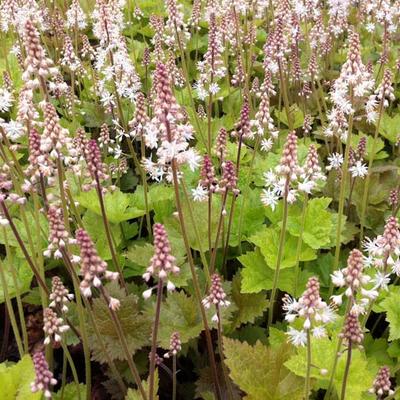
[[350, 133, 387, 161], [287, 198, 333, 249], [125, 242, 154, 276], [239, 249, 311, 294], [223, 338, 304, 399], [163, 197, 220, 251], [145, 291, 203, 349], [76, 188, 146, 224], [145, 288, 234, 349], [327, 213, 359, 247], [0, 212, 48, 257], [0, 355, 41, 400], [125, 236, 187, 285], [81, 101, 107, 128], [379, 113, 400, 144], [86, 282, 151, 363], [229, 325, 269, 345], [229, 188, 265, 244], [0, 256, 33, 303], [285, 336, 375, 400], [381, 290, 400, 341], [275, 104, 305, 130], [229, 274, 268, 328], [239, 249, 271, 293], [364, 335, 393, 367], [148, 185, 175, 220], [53, 384, 87, 400], [83, 210, 122, 260], [249, 228, 316, 270], [125, 370, 158, 400]]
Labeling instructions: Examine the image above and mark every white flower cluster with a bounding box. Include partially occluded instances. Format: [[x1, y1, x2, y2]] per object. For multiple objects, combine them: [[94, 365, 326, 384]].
[[363, 216, 400, 276], [261, 143, 325, 210], [0, 87, 13, 113], [331, 218, 400, 315], [283, 277, 336, 347], [326, 32, 374, 141]]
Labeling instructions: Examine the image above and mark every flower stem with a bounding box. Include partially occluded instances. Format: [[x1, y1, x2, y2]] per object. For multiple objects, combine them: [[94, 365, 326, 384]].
[[324, 299, 352, 400], [83, 295, 126, 394], [60, 341, 82, 400], [171, 161, 222, 400], [340, 343, 352, 400], [293, 195, 308, 297], [221, 126, 245, 270], [3, 228, 29, 352], [94, 174, 127, 292], [329, 90, 354, 298], [279, 61, 293, 130], [267, 176, 289, 330], [0, 259, 25, 357], [0, 200, 49, 296], [173, 24, 207, 149], [209, 190, 228, 275], [216, 307, 234, 400], [148, 279, 163, 400], [99, 285, 147, 400], [172, 355, 177, 400], [60, 250, 91, 399], [305, 329, 312, 400], [235, 136, 261, 255], [180, 181, 210, 285], [359, 97, 385, 243]]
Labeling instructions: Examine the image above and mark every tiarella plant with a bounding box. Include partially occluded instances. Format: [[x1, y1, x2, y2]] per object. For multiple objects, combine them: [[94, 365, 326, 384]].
[[0, 0, 399, 400]]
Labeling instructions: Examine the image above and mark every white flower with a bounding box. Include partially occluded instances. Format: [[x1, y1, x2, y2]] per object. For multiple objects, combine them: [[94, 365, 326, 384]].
[[331, 294, 343, 305], [312, 326, 327, 338], [363, 237, 381, 255], [282, 295, 300, 322], [260, 138, 273, 152], [100, 92, 115, 108], [192, 184, 208, 202], [298, 178, 315, 194], [287, 189, 298, 204], [366, 22, 375, 32], [0, 88, 13, 112], [318, 305, 337, 323], [326, 153, 344, 171], [331, 270, 345, 287], [2, 120, 24, 141], [261, 188, 279, 210], [263, 170, 277, 187], [211, 313, 219, 323], [209, 82, 220, 95], [361, 288, 378, 300], [287, 327, 307, 347], [109, 297, 121, 311], [194, 82, 207, 100], [142, 288, 153, 299], [144, 122, 159, 149], [349, 161, 368, 178], [371, 272, 390, 291], [167, 280, 175, 291], [392, 260, 400, 276], [184, 148, 201, 171]]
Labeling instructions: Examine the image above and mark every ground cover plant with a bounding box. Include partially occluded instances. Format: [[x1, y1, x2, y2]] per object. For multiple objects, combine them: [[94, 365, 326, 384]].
[[0, 0, 400, 399]]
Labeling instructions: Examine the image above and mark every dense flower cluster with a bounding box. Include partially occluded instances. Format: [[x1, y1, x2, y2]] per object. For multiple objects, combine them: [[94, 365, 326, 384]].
[[202, 273, 230, 323], [261, 132, 325, 209], [76, 228, 119, 299], [283, 277, 336, 346], [143, 223, 180, 298], [31, 352, 57, 398]]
